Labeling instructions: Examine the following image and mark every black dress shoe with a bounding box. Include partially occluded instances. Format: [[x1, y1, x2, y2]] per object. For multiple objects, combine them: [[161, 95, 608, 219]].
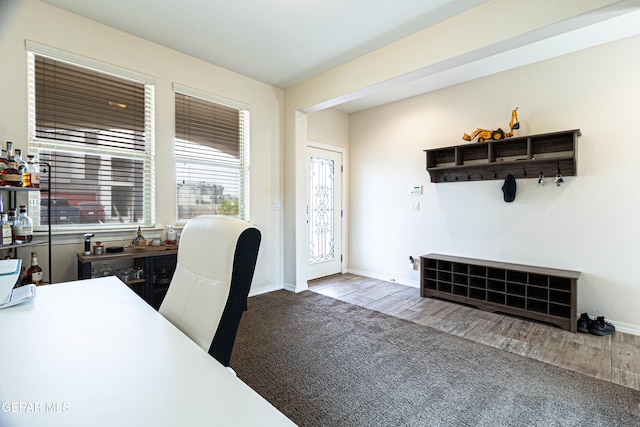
[[588, 316, 616, 336], [577, 313, 591, 333]]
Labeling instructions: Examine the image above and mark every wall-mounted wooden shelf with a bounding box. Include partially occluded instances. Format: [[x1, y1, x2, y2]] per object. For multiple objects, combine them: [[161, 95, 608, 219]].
[[420, 253, 579, 332], [424, 129, 580, 183]]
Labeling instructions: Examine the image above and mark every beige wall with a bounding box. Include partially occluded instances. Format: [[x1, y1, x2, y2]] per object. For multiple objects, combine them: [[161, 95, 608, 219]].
[[308, 109, 349, 149], [282, 0, 622, 291], [0, 0, 284, 293], [348, 34, 640, 332]]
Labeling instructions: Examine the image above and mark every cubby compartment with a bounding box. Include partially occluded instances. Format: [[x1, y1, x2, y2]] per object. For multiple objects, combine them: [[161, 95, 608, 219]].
[[493, 139, 528, 162], [424, 258, 437, 269], [488, 267, 505, 280], [487, 279, 505, 292], [437, 282, 452, 293], [426, 147, 456, 168], [453, 273, 467, 285], [550, 276, 572, 291], [460, 144, 489, 166], [507, 295, 526, 309], [531, 133, 575, 159], [527, 299, 548, 314], [452, 263, 468, 274], [549, 303, 571, 318], [437, 270, 452, 282], [424, 279, 437, 290], [487, 291, 505, 305], [469, 265, 486, 277], [528, 286, 548, 301], [469, 276, 486, 289], [550, 290, 571, 305], [469, 288, 486, 300], [452, 285, 468, 297], [507, 270, 527, 283], [421, 254, 579, 332], [507, 282, 526, 296], [529, 274, 548, 287]]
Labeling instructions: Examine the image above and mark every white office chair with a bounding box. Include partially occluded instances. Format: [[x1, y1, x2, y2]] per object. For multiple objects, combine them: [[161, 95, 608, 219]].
[[159, 215, 261, 367]]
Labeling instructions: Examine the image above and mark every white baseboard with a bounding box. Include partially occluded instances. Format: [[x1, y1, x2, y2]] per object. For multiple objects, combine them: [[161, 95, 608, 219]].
[[248, 283, 285, 298], [606, 320, 640, 336], [346, 268, 419, 288]]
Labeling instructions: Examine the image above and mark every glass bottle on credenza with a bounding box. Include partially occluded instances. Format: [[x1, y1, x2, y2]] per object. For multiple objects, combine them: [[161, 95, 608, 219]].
[[0, 149, 7, 172], [25, 155, 40, 188], [0, 212, 11, 246], [25, 251, 44, 286], [1, 147, 22, 187], [13, 205, 33, 244], [14, 149, 27, 174]]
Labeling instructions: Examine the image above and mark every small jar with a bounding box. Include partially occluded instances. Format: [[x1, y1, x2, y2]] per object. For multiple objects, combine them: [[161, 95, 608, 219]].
[[93, 242, 104, 255]]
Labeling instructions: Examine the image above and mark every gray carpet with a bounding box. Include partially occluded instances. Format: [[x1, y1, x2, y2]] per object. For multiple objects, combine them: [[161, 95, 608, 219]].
[[230, 290, 640, 426]]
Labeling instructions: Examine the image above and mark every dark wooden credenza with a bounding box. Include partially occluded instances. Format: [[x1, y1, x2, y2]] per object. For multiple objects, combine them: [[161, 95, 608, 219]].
[[420, 254, 579, 332]]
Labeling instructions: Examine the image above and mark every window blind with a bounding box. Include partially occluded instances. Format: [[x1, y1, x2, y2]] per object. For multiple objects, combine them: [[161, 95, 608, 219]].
[[28, 48, 155, 229], [174, 89, 249, 222]]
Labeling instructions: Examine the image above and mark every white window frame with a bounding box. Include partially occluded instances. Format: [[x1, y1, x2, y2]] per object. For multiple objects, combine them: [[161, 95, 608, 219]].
[[26, 41, 156, 231], [173, 83, 250, 223]]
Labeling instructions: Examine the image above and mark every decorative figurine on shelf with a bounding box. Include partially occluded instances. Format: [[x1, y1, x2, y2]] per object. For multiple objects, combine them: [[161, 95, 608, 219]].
[[462, 107, 520, 143], [132, 226, 147, 246]]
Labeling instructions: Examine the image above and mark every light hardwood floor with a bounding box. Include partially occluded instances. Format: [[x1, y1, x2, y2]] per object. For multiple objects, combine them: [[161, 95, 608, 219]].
[[308, 273, 640, 391]]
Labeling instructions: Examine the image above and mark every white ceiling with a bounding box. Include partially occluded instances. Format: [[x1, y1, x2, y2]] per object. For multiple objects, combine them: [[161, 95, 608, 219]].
[[40, 0, 640, 113], [40, 0, 489, 88]]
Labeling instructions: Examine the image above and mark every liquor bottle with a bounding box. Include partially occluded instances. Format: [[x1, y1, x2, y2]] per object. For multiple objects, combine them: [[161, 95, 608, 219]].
[[0, 212, 11, 245], [132, 226, 147, 246], [25, 155, 40, 188], [0, 149, 7, 172], [12, 205, 33, 244], [1, 158, 23, 187], [25, 251, 44, 286], [14, 149, 27, 173]]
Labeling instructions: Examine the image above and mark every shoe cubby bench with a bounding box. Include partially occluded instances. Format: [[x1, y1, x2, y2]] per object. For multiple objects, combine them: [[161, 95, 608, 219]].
[[420, 254, 580, 332]]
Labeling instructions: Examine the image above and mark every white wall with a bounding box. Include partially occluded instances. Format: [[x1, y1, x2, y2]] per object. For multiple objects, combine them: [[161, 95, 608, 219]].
[[0, 0, 284, 293], [348, 34, 640, 332]]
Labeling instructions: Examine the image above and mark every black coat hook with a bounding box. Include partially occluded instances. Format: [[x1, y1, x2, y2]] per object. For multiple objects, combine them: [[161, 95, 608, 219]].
[[523, 166, 527, 177], [466, 170, 471, 180], [555, 163, 564, 186], [492, 168, 497, 179]]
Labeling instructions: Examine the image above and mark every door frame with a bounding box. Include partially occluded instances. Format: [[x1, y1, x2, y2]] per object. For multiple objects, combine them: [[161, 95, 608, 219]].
[[306, 140, 347, 281]]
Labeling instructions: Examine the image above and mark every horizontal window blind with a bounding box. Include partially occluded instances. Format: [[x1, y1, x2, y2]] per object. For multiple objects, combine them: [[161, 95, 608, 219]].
[[35, 56, 146, 151], [174, 90, 249, 222], [28, 49, 155, 229]]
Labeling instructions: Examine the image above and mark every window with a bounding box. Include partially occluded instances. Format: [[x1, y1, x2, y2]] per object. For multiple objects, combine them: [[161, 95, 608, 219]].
[[174, 84, 250, 223], [27, 41, 155, 229]]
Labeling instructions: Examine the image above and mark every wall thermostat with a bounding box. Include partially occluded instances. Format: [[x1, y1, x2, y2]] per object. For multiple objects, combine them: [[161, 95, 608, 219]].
[[409, 185, 422, 195]]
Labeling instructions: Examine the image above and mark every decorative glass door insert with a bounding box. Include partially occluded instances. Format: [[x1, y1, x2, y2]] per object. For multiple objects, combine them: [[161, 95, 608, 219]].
[[309, 155, 335, 263]]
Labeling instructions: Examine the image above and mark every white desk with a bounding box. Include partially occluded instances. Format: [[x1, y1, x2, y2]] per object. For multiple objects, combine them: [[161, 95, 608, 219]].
[[0, 277, 296, 426]]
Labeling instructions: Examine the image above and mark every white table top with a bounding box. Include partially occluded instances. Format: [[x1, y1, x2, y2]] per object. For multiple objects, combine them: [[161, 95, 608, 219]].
[[0, 277, 295, 426]]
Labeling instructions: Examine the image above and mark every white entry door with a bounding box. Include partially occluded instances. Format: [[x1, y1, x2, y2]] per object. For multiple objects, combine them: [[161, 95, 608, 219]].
[[307, 146, 343, 280]]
